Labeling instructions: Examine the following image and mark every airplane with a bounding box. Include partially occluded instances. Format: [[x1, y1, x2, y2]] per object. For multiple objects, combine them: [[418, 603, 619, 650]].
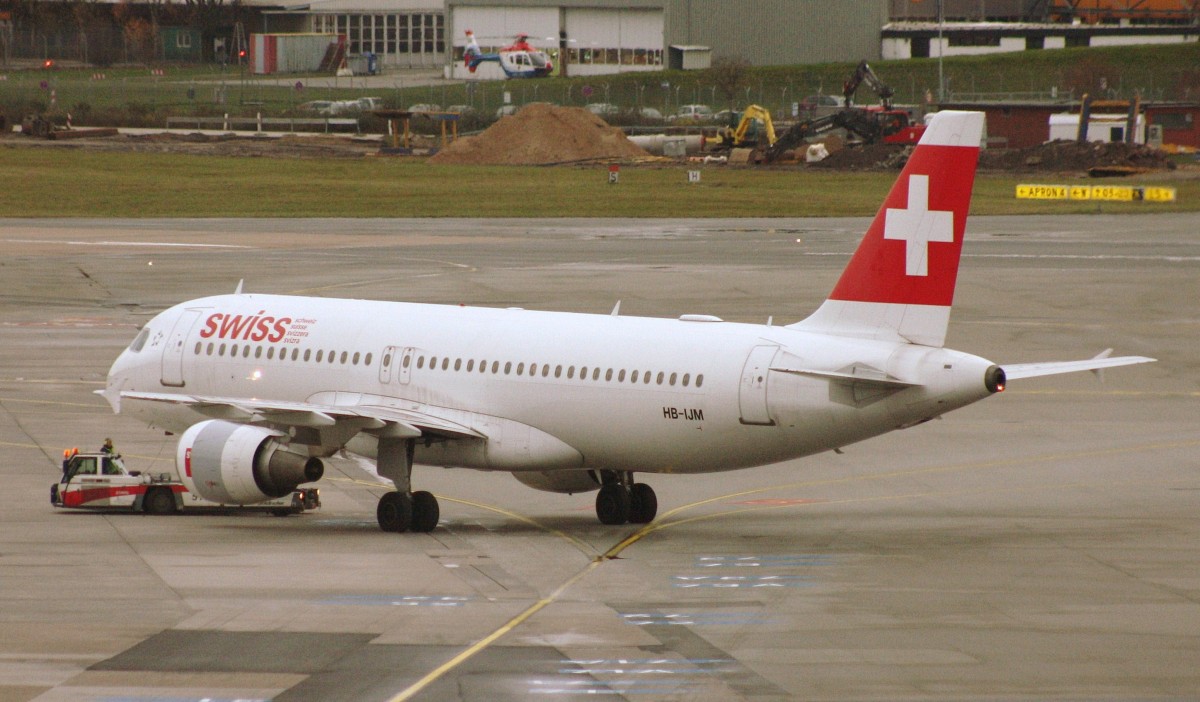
[[99, 111, 1154, 534], [462, 30, 554, 79]]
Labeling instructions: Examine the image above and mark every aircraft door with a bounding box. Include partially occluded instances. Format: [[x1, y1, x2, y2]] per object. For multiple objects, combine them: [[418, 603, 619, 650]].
[[739, 345, 778, 426], [397, 347, 414, 384], [379, 346, 399, 384], [161, 309, 202, 387]]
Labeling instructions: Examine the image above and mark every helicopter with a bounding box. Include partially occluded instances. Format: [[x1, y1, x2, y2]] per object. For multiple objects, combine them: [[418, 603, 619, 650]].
[[462, 30, 554, 79]]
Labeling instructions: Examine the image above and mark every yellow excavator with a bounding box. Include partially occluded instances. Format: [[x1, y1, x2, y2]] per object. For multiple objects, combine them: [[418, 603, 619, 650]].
[[709, 104, 776, 151]]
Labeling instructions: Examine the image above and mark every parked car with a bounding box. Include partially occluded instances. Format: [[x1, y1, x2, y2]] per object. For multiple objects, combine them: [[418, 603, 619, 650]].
[[630, 106, 663, 121], [668, 104, 714, 122], [585, 102, 620, 118], [445, 104, 476, 115], [495, 104, 520, 118], [298, 100, 336, 116], [407, 103, 442, 114]]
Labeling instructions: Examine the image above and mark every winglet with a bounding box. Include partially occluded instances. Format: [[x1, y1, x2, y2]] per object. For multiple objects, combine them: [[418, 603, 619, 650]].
[[611, 300, 621, 316], [234, 279, 244, 295]]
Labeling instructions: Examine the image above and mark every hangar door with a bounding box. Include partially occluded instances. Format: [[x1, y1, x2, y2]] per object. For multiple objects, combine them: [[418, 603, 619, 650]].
[[564, 8, 664, 73], [452, 6, 558, 48]]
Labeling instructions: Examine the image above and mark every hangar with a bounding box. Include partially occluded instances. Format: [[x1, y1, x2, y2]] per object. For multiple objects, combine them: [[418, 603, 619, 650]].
[[264, 0, 889, 74]]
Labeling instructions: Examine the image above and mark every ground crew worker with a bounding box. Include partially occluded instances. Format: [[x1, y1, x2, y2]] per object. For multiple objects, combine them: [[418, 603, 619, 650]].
[[101, 438, 115, 455]]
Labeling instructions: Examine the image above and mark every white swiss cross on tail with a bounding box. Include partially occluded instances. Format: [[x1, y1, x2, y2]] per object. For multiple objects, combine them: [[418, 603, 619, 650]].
[[883, 174, 954, 277], [791, 110, 984, 347]]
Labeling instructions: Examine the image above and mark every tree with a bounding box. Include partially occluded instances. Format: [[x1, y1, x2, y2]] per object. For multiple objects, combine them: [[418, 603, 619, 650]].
[[709, 55, 752, 108]]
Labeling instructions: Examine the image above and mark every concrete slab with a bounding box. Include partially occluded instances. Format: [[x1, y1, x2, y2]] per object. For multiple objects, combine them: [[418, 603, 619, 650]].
[[0, 214, 1195, 700]]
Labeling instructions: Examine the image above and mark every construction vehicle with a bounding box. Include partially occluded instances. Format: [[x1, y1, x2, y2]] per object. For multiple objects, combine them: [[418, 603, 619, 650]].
[[51, 449, 319, 516], [763, 61, 925, 162], [708, 105, 777, 151]]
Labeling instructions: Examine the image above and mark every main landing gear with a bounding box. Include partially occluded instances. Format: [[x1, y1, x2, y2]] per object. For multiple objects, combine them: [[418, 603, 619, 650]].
[[595, 471, 657, 525], [374, 437, 440, 533]]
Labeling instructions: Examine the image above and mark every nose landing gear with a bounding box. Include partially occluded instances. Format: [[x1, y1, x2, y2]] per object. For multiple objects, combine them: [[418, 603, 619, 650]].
[[595, 471, 657, 525]]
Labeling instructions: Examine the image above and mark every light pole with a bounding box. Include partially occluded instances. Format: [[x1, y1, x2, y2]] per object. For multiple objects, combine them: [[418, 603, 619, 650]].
[[937, 0, 945, 103]]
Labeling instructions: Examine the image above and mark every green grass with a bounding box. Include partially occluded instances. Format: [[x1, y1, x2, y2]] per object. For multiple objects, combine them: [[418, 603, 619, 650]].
[[1, 147, 1195, 218], [2, 42, 1196, 124]]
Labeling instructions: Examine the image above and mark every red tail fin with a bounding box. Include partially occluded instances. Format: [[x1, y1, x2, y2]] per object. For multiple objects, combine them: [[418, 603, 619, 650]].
[[792, 111, 984, 347]]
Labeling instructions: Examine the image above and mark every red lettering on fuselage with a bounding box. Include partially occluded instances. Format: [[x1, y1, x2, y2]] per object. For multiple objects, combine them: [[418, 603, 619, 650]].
[[197, 311, 300, 342]]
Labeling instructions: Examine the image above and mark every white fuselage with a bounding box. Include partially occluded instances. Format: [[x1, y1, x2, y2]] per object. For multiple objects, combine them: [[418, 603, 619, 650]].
[[107, 293, 997, 477]]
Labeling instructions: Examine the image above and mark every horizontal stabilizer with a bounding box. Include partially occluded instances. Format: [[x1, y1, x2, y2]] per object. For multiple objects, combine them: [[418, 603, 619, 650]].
[[1003, 352, 1155, 380]]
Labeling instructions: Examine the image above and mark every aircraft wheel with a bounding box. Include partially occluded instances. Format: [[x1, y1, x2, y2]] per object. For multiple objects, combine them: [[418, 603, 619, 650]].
[[410, 490, 440, 533], [377, 491, 412, 533], [596, 484, 631, 525], [144, 487, 176, 515], [629, 483, 658, 524]]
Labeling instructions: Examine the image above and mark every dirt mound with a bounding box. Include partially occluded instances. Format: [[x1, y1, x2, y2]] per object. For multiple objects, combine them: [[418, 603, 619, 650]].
[[978, 139, 1173, 173], [809, 143, 911, 170], [429, 103, 650, 165], [807, 138, 1174, 174]]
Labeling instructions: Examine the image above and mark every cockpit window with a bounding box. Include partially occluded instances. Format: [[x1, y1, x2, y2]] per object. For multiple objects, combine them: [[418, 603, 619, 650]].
[[128, 328, 150, 352]]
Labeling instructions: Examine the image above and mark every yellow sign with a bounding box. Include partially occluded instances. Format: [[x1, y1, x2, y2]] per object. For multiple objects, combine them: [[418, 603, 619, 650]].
[[1016, 184, 1068, 200], [1142, 187, 1177, 202], [1016, 184, 1177, 203], [1090, 185, 1135, 202]]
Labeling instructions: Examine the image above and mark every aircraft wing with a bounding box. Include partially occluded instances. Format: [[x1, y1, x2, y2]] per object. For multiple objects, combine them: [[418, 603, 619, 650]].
[[115, 391, 484, 440], [1003, 349, 1156, 380]]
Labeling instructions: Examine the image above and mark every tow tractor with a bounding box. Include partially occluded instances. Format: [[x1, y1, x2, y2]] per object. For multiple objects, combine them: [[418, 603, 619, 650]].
[[51, 449, 320, 516]]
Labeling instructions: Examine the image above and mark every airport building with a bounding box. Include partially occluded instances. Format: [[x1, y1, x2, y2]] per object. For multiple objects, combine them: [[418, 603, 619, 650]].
[[261, 0, 890, 74]]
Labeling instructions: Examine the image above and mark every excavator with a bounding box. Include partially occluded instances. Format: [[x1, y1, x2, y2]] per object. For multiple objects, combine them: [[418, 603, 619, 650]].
[[763, 60, 926, 163], [708, 104, 777, 151]]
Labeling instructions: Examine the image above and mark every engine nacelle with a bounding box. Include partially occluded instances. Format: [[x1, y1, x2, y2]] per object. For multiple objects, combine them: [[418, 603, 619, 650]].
[[512, 470, 600, 495], [176, 420, 324, 504]]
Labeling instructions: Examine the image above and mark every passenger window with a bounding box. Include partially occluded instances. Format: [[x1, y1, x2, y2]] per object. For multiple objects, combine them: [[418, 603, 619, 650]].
[[682, 373, 690, 387], [194, 342, 202, 355], [467, 359, 474, 372], [399, 354, 407, 367], [618, 369, 626, 382], [580, 366, 587, 379], [255, 346, 263, 359], [568, 366, 575, 379], [219, 343, 226, 356], [429, 356, 437, 369], [542, 365, 550, 377], [329, 351, 336, 364], [341, 351, 348, 364], [644, 371, 652, 384], [365, 353, 373, 366], [206, 343, 214, 356], [442, 358, 450, 370], [517, 362, 525, 375], [631, 370, 639, 383], [529, 363, 537, 376], [304, 349, 311, 361], [555, 365, 562, 378], [656, 372, 664, 385], [353, 352, 361, 365], [605, 369, 613, 381], [455, 359, 462, 371], [316, 350, 324, 362], [231, 344, 239, 357], [293, 348, 300, 361], [492, 361, 499, 373], [244, 346, 252, 358], [504, 362, 512, 375], [669, 373, 677, 386], [696, 374, 704, 387], [593, 368, 601, 381]]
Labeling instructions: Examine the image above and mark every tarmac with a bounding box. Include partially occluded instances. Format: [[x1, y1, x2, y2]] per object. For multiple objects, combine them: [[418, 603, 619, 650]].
[[0, 213, 1196, 701]]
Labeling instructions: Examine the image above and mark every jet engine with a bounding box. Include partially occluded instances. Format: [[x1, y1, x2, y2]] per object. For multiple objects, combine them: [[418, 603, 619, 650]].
[[512, 469, 600, 495], [176, 420, 324, 504]]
